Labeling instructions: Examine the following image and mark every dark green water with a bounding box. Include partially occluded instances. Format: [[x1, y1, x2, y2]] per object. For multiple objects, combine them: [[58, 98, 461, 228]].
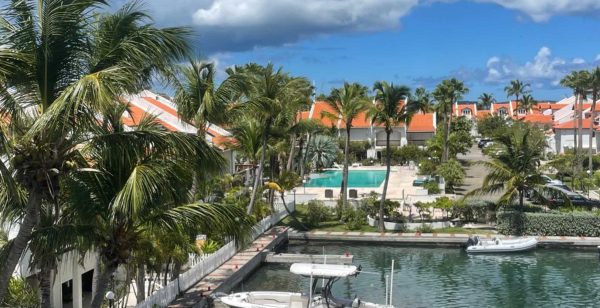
[[235, 243, 600, 307]]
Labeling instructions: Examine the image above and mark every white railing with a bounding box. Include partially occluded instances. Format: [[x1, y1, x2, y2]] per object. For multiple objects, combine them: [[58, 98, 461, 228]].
[[136, 201, 294, 308]]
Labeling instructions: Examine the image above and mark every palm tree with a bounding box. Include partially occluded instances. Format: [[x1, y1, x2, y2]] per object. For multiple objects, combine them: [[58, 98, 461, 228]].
[[433, 79, 469, 162], [368, 81, 411, 231], [413, 87, 434, 113], [323, 82, 370, 209], [0, 1, 191, 301], [588, 67, 600, 173], [61, 111, 251, 308], [504, 79, 531, 107], [478, 93, 495, 110], [519, 94, 537, 114], [468, 123, 547, 210], [561, 70, 591, 173], [306, 135, 338, 171], [237, 64, 312, 215], [225, 116, 264, 186]]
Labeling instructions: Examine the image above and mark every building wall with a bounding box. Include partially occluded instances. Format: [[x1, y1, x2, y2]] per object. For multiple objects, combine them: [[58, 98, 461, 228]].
[[407, 132, 435, 146], [554, 129, 595, 153]]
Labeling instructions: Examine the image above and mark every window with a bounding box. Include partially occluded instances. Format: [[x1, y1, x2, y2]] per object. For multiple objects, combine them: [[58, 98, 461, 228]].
[[462, 108, 472, 115], [517, 108, 526, 114], [497, 108, 508, 116]]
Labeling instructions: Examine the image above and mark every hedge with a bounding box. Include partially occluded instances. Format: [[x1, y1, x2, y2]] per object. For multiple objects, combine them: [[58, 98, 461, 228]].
[[497, 211, 600, 236]]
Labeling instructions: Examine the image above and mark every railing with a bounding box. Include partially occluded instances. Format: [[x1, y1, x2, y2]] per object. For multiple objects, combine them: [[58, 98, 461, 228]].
[[136, 201, 294, 308]]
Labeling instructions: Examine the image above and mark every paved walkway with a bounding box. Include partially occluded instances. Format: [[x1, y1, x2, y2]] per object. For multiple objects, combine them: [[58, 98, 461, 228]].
[[289, 229, 600, 249], [168, 226, 288, 308]]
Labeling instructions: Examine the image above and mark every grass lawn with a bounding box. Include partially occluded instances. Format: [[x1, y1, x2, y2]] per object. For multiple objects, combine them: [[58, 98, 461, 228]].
[[278, 205, 495, 234]]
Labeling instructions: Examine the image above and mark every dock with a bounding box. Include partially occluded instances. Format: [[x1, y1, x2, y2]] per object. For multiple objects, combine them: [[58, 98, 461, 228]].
[[168, 226, 289, 308], [264, 252, 353, 264]]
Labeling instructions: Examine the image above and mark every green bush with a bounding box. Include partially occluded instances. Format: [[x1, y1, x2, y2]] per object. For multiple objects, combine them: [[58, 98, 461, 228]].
[[304, 200, 331, 227], [342, 207, 366, 230], [497, 211, 600, 236], [2, 278, 39, 308], [452, 200, 496, 222], [416, 224, 434, 233], [424, 181, 440, 194]]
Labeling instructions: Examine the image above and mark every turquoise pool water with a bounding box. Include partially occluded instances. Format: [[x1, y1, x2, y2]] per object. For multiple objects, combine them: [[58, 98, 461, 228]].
[[305, 170, 386, 188], [235, 243, 600, 307]]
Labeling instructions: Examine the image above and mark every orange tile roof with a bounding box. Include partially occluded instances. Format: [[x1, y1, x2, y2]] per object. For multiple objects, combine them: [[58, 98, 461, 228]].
[[122, 104, 178, 131], [339, 111, 371, 128], [554, 118, 598, 130], [518, 114, 553, 125], [452, 103, 476, 114], [142, 97, 179, 117], [407, 113, 435, 132], [312, 101, 339, 127], [476, 110, 491, 118]]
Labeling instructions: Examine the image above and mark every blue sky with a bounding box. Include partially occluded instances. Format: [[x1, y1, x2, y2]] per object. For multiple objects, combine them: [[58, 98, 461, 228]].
[[132, 0, 600, 101]]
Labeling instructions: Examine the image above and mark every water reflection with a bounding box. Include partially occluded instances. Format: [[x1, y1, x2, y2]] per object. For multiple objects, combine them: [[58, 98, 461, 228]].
[[235, 243, 600, 307]]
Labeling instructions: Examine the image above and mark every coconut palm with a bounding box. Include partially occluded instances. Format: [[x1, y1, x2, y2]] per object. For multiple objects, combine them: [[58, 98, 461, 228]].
[[61, 110, 251, 308], [0, 1, 191, 301], [519, 94, 537, 114], [588, 67, 600, 173], [433, 79, 469, 162], [478, 93, 495, 110], [468, 123, 547, 210], [323, 82, 370, 209], [504, 79, 531, 106], [368, 81, 411, 231], [306, 135, 338, 171], [236, 64, 312, 215], [561, 70, 591, 172], [413, 87, 434, 113]]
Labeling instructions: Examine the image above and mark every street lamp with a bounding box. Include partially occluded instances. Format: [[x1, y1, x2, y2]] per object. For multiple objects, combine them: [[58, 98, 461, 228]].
[[105, 291, 115, 308], [302, 179, 306, 194]]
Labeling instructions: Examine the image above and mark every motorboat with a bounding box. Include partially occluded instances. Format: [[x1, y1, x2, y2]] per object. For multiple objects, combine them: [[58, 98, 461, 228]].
[[466, 236, 537, 253], [219, 263, 393, 308]]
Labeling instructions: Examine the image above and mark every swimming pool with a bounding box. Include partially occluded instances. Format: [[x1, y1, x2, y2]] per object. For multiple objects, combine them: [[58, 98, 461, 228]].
[[305, 170, 386, 188]]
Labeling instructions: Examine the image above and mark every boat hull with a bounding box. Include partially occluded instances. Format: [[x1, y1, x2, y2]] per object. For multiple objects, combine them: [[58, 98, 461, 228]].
[[466, 237, 537, 253], [218, 291, 393, 308]]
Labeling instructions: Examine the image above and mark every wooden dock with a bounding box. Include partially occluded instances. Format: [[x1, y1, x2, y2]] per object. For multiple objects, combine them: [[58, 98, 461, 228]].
[[264, 252, 353, 264]]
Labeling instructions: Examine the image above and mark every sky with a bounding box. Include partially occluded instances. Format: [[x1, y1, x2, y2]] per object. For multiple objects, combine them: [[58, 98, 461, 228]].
[[122, 0, 600, 101]]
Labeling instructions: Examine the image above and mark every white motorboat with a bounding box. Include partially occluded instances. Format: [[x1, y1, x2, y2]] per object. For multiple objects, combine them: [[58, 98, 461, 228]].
[[219, 263, 394, 308], [466, 236, 538, 253]]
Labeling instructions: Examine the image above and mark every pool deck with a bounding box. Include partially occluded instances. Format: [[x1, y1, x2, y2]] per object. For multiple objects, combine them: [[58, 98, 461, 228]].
[[288, 229, 600, 249], [298, 165, 420, 200]]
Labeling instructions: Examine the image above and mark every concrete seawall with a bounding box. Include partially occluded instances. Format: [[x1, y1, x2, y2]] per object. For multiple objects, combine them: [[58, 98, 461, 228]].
[[288, 230, 600, 249]]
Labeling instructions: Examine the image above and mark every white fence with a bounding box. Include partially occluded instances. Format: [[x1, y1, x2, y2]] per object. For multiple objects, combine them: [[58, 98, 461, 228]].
[[136, 201, 294, 308]]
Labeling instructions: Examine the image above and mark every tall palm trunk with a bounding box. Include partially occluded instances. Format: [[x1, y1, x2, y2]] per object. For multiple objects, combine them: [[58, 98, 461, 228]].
[[590, 92, 597, 173], [341, 126, 351, 209], [578, 94, 584, 166], [136, 264, 145, 303], [300, 133, 312, 177], [296, 135, 305, 174], [39, 268, 53, 308], [91, 262, 119, 308], [0, 189, 41, 303], [442, 111, 450, 162], [573, 94, 579, 177], [248, 120, 271, 215], [286, 134, 297, 172], [378, 129, 392, 232]]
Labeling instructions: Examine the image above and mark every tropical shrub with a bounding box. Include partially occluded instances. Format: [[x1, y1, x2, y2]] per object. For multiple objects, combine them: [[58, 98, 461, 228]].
[[1, 278, 39, 308], [416, 224, 434, 233], [304, 201, 331, 227], [424, 181, 441, 194], [417, 159, 438, 175], [436, 159, 465, 192], [497, 211, 600, 236], [452, 200, 496, 222], [342, 207, 367, 230], [477, 115, 510, 137]]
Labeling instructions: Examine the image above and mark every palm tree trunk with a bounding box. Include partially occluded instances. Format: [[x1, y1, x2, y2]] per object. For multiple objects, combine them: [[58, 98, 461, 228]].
[[91, 262, 119, 308], [0, 189, 41, 303], [286, 134, 297, 172], [378, 129, 392, 232], [589, 92, 597, 173], [39, 268, 53, 308], [442, 111, 450, 162], [296, 136, 305, 174], [248, 120, 271, 215], [519, 190, 524, 212], [279, 193, 308, 231], [578, 94, 584, 166], [136, 264, 145, 303], [300, 133, 312, 177], [573, 94, 579, 178], [341, 126, 351, 209]]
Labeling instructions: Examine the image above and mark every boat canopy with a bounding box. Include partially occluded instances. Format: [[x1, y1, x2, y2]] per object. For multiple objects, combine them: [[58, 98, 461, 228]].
[[289, 263, 358, 278]]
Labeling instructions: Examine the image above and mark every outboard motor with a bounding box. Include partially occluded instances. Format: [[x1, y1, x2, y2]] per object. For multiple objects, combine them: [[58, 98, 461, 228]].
[[466, 236, 479, 247]]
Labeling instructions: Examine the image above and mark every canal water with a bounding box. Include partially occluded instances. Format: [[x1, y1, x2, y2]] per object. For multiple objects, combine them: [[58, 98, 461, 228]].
[[231, 243, 600, 307]]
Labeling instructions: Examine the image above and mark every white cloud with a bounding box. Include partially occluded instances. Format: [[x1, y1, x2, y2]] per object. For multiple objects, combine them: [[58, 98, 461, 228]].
[[476, 0, 600, 22], [187, 0, 419, 52], [595, 54, 600, 62], [485, 46, 592, 86]]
